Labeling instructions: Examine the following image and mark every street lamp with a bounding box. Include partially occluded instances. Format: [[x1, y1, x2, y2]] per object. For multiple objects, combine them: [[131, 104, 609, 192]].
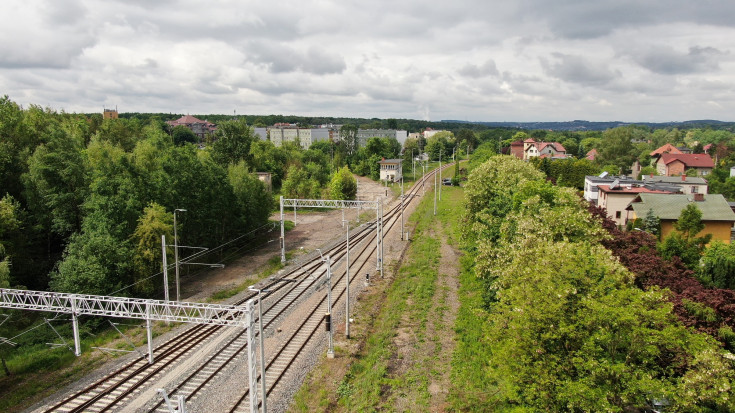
[[174, 208, 187, 302], [316, 249, 335, 358]]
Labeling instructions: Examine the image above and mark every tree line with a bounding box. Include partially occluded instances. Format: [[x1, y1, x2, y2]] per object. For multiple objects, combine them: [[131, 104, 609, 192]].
[[0, 97, 273, 296]]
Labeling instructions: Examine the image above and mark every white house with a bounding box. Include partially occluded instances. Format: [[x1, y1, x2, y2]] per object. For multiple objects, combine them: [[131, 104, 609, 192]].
[[378, 158, 403, 182]]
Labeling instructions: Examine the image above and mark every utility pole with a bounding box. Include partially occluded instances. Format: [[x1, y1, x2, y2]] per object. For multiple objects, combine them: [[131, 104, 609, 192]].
[[434, 166, 437, 216], [174, 209, 186, 302], [439, 149, 442, 201], [280, 196, 285, 264], [400, 177, 404, 240], [317, 250, 335, 357], [161, 235, 169, 302], [422, 161, 426, 195], [247, 287, 269, 413], [344, 221, 351, 339]]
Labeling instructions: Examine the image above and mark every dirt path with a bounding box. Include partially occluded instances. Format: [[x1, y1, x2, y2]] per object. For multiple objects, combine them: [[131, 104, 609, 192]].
[[427, 225, 461, 411]]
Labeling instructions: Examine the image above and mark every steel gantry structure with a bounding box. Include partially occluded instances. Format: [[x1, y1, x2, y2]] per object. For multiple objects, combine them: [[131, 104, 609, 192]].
[[0, 288, 251, 358], [0, 288, 265, 412], [280, 197, 384, 277]]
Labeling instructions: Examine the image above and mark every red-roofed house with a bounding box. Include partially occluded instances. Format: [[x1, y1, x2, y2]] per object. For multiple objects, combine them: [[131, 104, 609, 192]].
[[656, 153, 715, 177], [522, 139, 567, 160], [166, 115, 217, 140], [598, 184, 676, 226], [650, 143, 682, 159], [585, 148, 598, 161]]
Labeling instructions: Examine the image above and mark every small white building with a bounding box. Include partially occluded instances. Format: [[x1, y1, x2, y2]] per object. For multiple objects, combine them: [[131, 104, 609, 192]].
[[379, 158, 403, 182]]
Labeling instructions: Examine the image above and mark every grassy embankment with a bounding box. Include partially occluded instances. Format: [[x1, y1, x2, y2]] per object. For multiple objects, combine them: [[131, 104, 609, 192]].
[[291, 174, 493, 411]]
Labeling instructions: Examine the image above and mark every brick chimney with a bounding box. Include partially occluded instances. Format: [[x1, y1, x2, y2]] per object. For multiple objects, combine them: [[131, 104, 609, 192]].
[[681, 174, 686, 181], [694, 193, 704, 202]]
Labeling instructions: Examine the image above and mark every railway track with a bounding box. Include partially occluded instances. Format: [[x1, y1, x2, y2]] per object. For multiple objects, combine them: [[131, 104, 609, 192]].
[[40, 164, 452, 413]]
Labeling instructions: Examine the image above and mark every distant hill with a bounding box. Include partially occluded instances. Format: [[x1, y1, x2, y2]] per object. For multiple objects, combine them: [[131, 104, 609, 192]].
[[442, 119, 735, 131]]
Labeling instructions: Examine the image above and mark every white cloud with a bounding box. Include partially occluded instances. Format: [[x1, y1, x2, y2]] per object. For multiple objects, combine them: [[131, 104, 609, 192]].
[[1, 0, 735, 121]]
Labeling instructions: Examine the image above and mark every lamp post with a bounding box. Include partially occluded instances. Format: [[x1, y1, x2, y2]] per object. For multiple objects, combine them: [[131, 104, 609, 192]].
[[316, 249, 334, 357], [174, 208, 187, 302]]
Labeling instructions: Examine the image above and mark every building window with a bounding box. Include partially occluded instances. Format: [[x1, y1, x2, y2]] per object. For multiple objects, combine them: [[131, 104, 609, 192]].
[[615, 211, 621, 219], [691, 186, 698, 193]]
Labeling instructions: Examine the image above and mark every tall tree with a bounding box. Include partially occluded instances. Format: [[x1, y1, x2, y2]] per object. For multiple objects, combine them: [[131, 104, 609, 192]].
[[340, 124, 359, 155], [172, 125, 198, 146], [210, 119, 255, 167], [329, 166, 357, 200], [131, 203, 173, 296], [597, 126, 640, 173]]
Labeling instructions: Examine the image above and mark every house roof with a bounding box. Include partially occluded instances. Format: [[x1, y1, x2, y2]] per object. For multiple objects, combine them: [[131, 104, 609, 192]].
[[650, 143, 682, 157], [585, 149, 598, 161], [585, 175, 641, 185], [659, 153, 715, 168], [378, 158, 402, 164], [538, 142, 566, 152], [598, 185, 673, 195], [642, 175, 708, 185], [167, 115, 215, 127], [523, 138, 536, 143], [628, 193, 735, 221]]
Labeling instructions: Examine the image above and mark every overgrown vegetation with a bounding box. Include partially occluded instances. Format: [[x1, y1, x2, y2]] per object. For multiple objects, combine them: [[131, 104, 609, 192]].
[[463, 155, 735, 411]]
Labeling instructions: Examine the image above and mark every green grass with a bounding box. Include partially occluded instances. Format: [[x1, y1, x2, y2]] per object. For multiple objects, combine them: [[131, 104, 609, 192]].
[[337, 180, 450, 411], [445, 190, 500, 411]]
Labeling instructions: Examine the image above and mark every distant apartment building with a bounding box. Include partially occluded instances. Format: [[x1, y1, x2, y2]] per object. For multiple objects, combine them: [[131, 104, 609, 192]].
[[166, 115, 217, 140], [267, 124, 329, 149], [103, 108, 118, 120], [423, 128, 444, 139], [253, 127, 267, 141]]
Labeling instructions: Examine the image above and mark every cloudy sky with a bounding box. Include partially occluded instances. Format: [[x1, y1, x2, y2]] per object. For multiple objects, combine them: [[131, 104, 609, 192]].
[[2, 0, 735, 122]]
